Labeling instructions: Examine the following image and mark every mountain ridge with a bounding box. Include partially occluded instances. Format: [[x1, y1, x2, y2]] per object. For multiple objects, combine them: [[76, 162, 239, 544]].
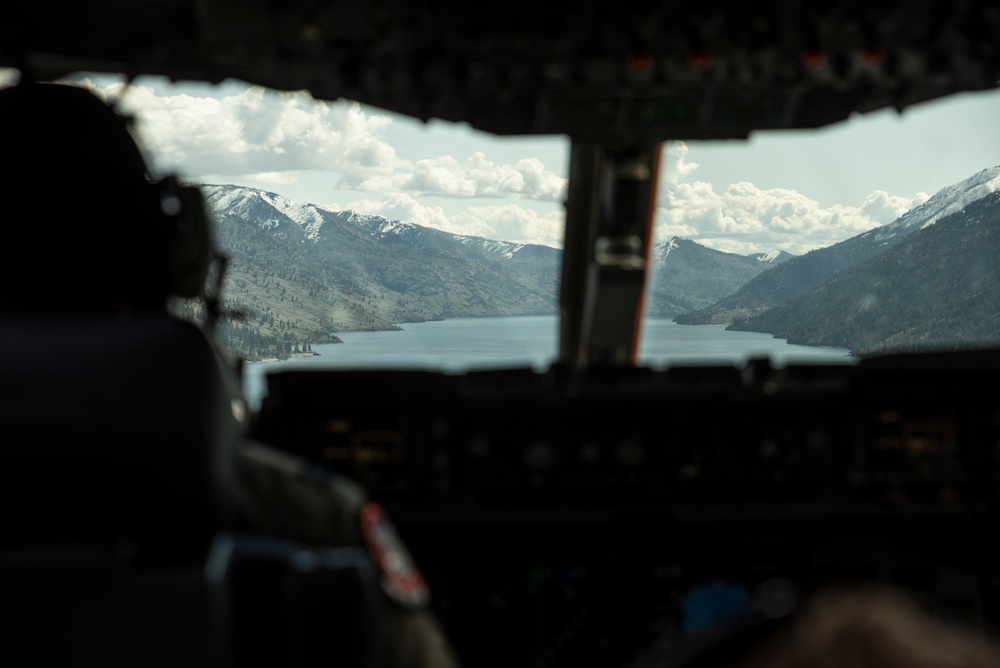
[[194, 184, 793, 360], [729, 190, 1000, 355], [675, 165, 1000, 326], [647, 237, 787, 317]]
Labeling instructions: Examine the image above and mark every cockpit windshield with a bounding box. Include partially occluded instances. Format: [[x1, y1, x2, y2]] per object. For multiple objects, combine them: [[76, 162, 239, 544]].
[[22, 71, 1000, 407]]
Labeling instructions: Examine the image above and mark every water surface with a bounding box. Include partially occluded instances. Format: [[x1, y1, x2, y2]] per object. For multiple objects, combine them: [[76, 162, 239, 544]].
[[243, 316, 851, 408]]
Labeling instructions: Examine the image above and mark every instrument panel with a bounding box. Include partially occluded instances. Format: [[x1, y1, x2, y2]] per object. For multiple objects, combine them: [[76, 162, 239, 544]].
[[252, 352, 1000, 511], [251, 351, 1000, 667]]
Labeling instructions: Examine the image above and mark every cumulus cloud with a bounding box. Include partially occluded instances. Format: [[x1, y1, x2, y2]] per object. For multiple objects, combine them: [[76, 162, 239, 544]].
[[340, 152, 567, 202], [656, 179, 927, 255], [237, 171, 301, 185], [645, 138, 934, 255], [451, 205, 565, 246], [861, 190, 930, 224], [661, 140, 700, 183], [92, 81, 407, 179], [347, 192, 453, 231], [646, 137, 941, 255], [58, 79, 931, 252], [346, 194, 564, 247], [59, 79, 568, 245], [98, 78, 567, 203]]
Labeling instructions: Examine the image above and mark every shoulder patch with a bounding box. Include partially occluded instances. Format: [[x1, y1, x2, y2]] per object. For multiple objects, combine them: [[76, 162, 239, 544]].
[[359, 502, 430, 609]]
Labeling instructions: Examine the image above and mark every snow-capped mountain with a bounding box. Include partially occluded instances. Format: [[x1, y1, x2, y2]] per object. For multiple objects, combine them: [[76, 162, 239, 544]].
[[203, 184, 329, 240], [647, 237, 783, 316], [871, 166, 1000, 239], [203, 184, 534, 262], [732, 190, 1000, 355], [676, 165, 1000, 326], [200, 184, 561, 357], [199, 184, 807, 358]]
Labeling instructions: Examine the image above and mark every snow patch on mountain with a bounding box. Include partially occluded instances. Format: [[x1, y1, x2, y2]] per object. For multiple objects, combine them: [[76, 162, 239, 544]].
[[871, 166, 1000, 241], [337, 207, 526, 258], [459, 237, 525, 258], [653, 237, 679, 265], [201, 184, 274, 223], [260, 191, 327, 240], [754, 250, 782, 262], [342, 211, 418, 237], [200, 184, 326, 238]]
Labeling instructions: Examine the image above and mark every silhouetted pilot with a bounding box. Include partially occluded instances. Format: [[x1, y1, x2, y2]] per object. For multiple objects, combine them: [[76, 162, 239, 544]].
[[0, 78, 458, 668]]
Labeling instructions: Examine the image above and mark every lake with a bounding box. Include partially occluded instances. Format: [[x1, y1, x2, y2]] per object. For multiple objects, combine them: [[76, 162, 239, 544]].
[[243, 316, 851, 409]]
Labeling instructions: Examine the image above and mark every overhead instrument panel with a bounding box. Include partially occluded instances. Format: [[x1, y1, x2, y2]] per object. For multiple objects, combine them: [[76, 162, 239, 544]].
[[4, 1, 1000, 142]]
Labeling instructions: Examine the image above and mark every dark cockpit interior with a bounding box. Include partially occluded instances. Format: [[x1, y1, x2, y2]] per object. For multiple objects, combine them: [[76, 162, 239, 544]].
[[4, 2, 1000, 667], [8, 1, 1000, 140]]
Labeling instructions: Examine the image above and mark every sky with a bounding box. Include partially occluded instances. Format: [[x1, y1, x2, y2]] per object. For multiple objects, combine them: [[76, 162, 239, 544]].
[[3, 68, 999, 255]]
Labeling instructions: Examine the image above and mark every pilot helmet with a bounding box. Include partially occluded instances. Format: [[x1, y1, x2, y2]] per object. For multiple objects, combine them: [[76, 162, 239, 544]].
[[0, 78, 211, 314]]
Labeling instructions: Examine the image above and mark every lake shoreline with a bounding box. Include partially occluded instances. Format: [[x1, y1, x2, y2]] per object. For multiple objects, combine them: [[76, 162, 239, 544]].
[[243, 316, 851, 408]]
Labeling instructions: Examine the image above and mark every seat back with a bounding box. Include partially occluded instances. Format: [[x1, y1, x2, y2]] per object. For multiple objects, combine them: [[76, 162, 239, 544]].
[[206, 533, 383, 668], [0, 313, 241, 665]]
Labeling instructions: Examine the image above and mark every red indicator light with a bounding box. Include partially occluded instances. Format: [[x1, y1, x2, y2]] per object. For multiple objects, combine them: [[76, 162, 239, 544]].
[[860, 47, 887, 66], [800, 49, 828, 69], [627, 51, 655, 72], [685, 51, 713, 71]]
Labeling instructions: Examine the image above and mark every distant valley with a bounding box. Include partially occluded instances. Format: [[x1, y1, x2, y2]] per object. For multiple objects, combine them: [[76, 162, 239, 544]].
[[646, 237, 790, 316]]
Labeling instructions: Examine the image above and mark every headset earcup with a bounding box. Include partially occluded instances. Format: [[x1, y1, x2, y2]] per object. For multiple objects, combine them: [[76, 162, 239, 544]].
[[158, 179, 213, 299]]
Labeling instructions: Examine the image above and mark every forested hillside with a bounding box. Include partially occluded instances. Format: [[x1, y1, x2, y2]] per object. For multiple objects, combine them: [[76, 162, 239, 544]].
[[188, 185, 796, 361], [646, 238, 786, 316], [677, 166, 1000, 326], [731, 192, 1000, 355]]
